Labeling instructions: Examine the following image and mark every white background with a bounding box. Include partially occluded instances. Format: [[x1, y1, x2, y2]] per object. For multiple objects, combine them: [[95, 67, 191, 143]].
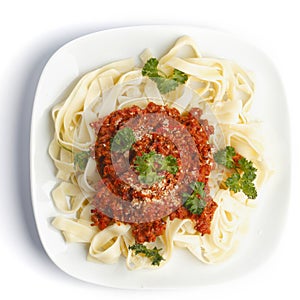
[[0, 0, 298, 299]]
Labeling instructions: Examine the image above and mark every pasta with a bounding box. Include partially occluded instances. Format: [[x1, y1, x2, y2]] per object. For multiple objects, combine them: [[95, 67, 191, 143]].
[[49, 36, 270, 270]]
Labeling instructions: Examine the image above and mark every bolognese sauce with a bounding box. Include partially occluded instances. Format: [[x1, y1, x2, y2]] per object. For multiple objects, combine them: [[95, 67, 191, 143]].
[[91, 102, 217, 243]]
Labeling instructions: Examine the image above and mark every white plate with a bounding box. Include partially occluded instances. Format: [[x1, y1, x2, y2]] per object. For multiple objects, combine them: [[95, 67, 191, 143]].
[[30, 25, 290, 288]]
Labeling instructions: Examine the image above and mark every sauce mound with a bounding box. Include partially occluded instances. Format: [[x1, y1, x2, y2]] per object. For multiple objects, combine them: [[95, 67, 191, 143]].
[[91, 102, 217, 243]]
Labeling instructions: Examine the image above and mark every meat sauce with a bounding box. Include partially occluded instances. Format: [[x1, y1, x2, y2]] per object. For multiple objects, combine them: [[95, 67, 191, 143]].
[[91, 102, 217, 243]]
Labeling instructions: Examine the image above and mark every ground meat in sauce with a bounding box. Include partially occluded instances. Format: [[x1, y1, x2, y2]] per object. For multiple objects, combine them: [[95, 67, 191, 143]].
[[91, 102, 217, 243]]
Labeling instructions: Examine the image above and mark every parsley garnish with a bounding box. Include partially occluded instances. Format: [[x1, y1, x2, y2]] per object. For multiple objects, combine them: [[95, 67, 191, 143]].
[[111, 127, 136, 153], [58, 140, 89, 171], [160, 155, 179, 175], [128, 243, 165, 266], [134, 151, 178, 185], [183, 181, 207, 215], [74, 150, 90, 170], [142, 58, 188, 94], [213, 146, 236, 169], [214, 146, 258, 199]]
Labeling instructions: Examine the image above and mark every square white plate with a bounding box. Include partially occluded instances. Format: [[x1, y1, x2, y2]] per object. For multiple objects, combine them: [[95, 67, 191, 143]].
[[30, 25, 290, 288]]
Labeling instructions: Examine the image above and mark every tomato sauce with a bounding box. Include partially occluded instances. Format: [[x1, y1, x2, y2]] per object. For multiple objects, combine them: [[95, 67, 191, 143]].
[[91, 102, 217, 243]]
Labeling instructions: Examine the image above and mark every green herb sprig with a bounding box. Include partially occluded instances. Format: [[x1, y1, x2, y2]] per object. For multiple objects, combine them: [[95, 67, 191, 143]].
[[214, 146, 258, 199], [74, 150, 90, 170], [58, 140, 90, 171], [183, 181, 207, 215], [134, 151, 178, 185], [142, 58, 188, 94], [128, 243, 165, 266], [111, 127, 136, 153]]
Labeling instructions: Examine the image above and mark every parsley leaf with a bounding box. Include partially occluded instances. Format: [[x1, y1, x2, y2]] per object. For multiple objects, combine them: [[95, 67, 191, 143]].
[[214, 147, 258, 199], [152, 77, 179, 94], [160, 155, 179, 175], [238, 157, 257, 179], [128, 243, 165, 266], [141, 57, 159, 77], [225, 173, 241, 193], [134, 151, 178, 185], [59, 141, 89, 171], [240, 180, 257, 199], [213, 146, 236, 169], [142, 58, 188, 94], [183, 181, 207, 215], [190, 181, 206, 198], [111, 127, 136, 153], [238, 157, 258, 199], [172, 69, 188, 84], [74, 150, 90, 170], [134, 151, 162, 185]]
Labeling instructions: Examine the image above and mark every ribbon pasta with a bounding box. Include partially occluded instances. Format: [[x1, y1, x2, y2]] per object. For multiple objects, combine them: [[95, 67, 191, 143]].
[[49, 36, 269, 269]]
